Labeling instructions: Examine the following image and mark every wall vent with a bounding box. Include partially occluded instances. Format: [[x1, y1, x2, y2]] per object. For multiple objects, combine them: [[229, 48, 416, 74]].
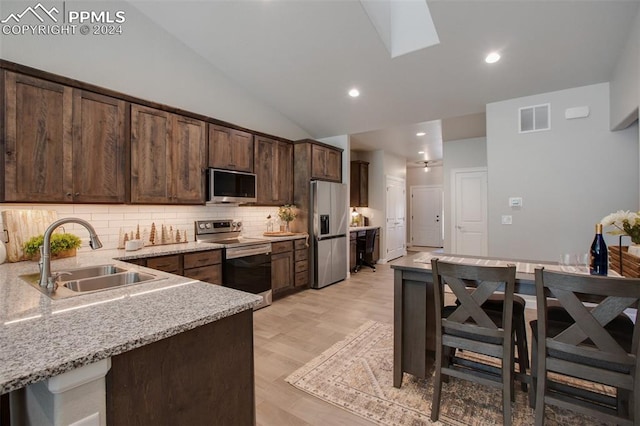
[[519, 103, 550, 133]]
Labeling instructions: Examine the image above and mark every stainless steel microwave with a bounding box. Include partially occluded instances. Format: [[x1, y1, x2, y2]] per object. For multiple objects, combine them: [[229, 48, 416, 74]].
[[207, 168, 257, 204]]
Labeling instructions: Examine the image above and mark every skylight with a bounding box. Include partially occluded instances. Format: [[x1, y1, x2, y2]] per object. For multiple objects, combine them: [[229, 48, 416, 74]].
[[359, 0, 440, 58]]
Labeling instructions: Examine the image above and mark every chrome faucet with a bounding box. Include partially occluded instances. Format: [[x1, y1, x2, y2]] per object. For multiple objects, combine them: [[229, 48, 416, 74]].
[[39, 218, 103, 289]]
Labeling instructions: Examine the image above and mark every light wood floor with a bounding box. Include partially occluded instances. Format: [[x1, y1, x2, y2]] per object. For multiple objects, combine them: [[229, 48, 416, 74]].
[[253, 261, 538, 425], [253, 263, 394, 426]]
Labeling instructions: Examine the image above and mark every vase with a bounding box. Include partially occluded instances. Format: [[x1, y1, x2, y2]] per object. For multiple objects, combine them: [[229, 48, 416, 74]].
[[628, 244, 640, 257], [285, 222, 291, 233]]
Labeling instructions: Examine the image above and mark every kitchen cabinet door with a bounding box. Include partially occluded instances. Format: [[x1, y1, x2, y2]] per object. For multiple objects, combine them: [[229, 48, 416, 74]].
[[4, 71, 73, 202], [254, 136, 293, 205], [271, 251, 294, 293], [131, 104, 172, 204], [208, 124, 253, 172], [311, 144, 342, 182], [72, 90, 127, 203], [131, 105, 205, 204], [171, 115, 206, 204], [350, 161, 369, 207]]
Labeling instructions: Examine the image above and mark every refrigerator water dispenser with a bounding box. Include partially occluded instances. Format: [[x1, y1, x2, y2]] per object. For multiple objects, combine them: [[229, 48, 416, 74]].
[[320, 215, 330, 235]]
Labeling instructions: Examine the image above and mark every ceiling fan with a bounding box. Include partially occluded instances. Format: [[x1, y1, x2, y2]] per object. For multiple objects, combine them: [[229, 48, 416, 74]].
[[413, 160, 443, 169]]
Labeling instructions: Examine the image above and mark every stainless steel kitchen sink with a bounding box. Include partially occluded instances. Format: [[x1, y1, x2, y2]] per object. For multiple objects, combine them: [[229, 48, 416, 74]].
[[63, 271, 156, 292], [60, 264, 128, 281], [19, 264, 162, 299]]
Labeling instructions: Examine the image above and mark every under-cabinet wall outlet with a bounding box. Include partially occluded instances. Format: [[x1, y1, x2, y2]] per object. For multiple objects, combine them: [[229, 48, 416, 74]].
[[501, 215, 513, 225]]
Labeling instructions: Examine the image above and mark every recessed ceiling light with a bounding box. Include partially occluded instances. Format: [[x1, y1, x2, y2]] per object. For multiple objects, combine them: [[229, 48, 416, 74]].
[[348, 88, 360, 98], [418, 151, 425, 154], [485, 52, 501, 64], [416, 132, 426, 136]]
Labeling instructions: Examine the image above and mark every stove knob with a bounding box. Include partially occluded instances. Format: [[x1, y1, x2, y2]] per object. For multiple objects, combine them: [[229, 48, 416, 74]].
[[198, 223, 206, 229], [205, 222, 212, 229], [235, 221, 242, 229]]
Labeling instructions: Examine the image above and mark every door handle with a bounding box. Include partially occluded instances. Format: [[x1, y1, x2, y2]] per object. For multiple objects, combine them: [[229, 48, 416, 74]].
[[456, 226, 463, 230]]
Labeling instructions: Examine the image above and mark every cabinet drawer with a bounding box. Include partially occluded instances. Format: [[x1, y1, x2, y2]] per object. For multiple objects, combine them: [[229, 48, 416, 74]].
[[295, 260, 308, 273], [146, 255, 181, 273], [184, 250, 221, 269], [295, 271, 309, 287], [294, 248, 308, 262], [294, 238, 307, 250], [183, 265, 222, 285], [271, 240, 293, 254]]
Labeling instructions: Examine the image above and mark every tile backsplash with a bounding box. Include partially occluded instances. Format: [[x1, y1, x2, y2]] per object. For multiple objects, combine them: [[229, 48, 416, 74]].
[[0, 204, 286, 251]]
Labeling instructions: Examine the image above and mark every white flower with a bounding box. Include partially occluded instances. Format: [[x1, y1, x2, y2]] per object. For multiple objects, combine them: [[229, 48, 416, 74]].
[[601, 210, 640, 238]]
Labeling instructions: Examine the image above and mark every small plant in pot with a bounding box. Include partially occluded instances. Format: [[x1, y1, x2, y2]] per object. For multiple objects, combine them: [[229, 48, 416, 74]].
[[23, 233, 82, 260]]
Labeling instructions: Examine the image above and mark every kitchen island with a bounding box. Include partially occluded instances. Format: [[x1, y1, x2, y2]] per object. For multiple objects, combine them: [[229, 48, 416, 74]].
[[390, 252, 555, 389], [0, 243, 261, 425]]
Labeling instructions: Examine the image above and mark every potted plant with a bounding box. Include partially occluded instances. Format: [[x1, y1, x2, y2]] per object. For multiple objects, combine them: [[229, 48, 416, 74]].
[[23, 233, 82, 260], [278, 205, 297, 233]]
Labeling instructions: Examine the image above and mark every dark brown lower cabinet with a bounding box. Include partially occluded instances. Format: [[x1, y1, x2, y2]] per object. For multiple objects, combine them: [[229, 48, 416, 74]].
[[106, 309, 255, 425]]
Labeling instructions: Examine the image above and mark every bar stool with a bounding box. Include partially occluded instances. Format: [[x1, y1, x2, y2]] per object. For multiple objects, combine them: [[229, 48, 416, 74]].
[[431, 259, 520, 425]]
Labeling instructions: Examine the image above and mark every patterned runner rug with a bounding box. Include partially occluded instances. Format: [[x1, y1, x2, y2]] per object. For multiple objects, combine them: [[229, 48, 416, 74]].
[[285, 321, 607, 425]]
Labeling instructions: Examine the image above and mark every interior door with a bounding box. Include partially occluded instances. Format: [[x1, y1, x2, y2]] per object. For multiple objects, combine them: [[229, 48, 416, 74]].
[[385, 176, 406, 261], [452, 168, 488, 256], [410, 186, 443, 247]]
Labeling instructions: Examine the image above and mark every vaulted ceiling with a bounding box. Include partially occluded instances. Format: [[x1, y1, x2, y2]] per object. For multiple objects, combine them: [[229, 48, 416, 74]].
[[131, 1, 639, 164]]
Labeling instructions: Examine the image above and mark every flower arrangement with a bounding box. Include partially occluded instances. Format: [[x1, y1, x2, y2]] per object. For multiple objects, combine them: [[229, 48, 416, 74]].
[[601, 210, 640, 244], [278, 205, 297, 224]]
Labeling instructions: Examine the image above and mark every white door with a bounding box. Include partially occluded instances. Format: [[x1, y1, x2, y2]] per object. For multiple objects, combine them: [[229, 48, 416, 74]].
[[452, 168, 488, 256], [385, 176, 406, 261], [410, 185, 443, 247]]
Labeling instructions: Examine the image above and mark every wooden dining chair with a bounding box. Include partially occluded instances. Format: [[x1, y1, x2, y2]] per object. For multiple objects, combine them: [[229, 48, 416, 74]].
[[532, 268, 640, 425], [430, 258, 518, 425]]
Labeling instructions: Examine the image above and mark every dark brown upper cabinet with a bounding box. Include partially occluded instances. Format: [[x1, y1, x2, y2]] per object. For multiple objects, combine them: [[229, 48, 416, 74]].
[[131, 104, 205, 204], [350, 160, 369, 207], [310, 143, 342, 182], [3, 71, 126, 203], [208, 124, 254, 173], [254, 136, 293, 205]]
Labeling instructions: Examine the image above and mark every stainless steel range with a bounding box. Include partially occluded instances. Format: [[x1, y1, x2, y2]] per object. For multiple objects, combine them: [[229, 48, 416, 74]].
[[195, 219, 272, 309]]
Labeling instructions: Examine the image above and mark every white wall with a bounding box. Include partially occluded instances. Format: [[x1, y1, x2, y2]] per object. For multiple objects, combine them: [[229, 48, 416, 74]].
[[487, 83, 639, 262], [0, 1, 310, 141], [610, 7, 640, 130], [442, 137, 487, 252]]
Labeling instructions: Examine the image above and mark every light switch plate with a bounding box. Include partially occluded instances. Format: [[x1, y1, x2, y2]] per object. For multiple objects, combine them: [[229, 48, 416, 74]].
[[501, 215, 513, 225], [508, 197, 523, 208]]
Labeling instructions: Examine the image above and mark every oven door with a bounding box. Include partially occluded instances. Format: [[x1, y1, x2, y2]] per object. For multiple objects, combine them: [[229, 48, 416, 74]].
[[223, 252, 272, 295]]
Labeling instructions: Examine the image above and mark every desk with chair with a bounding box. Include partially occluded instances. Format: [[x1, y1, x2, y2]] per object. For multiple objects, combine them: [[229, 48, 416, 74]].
[[349, 227, 380, 273]]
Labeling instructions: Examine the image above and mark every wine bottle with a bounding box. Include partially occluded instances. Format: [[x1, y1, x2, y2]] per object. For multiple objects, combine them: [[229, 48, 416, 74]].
[[590, 223, 608, 276]]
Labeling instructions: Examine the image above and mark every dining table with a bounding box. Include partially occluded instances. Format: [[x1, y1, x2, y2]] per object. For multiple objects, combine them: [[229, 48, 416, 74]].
[[389, 251, 598, 388]]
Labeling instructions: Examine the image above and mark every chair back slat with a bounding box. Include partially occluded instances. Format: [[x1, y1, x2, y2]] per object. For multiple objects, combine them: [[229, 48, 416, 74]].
[[551, 289, 631, 356], [444, 276, 501, 328]]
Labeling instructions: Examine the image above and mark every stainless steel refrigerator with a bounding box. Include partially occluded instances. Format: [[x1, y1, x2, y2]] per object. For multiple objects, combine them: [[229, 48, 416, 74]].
[[310, 180, 348, 289]]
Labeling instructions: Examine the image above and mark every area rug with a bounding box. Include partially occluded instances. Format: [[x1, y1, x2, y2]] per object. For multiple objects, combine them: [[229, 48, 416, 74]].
[[285, 321, 609, 425]]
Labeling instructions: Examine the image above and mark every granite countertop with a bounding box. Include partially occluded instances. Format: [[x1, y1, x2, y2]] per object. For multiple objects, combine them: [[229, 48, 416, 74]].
[[0, 243, 261, 394], [349, 225, 380, 232]]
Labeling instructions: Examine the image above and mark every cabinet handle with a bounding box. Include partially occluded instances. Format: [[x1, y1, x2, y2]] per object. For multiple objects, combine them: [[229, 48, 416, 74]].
[[74, 192, 80, 197], [66, 192, 72, 197]]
